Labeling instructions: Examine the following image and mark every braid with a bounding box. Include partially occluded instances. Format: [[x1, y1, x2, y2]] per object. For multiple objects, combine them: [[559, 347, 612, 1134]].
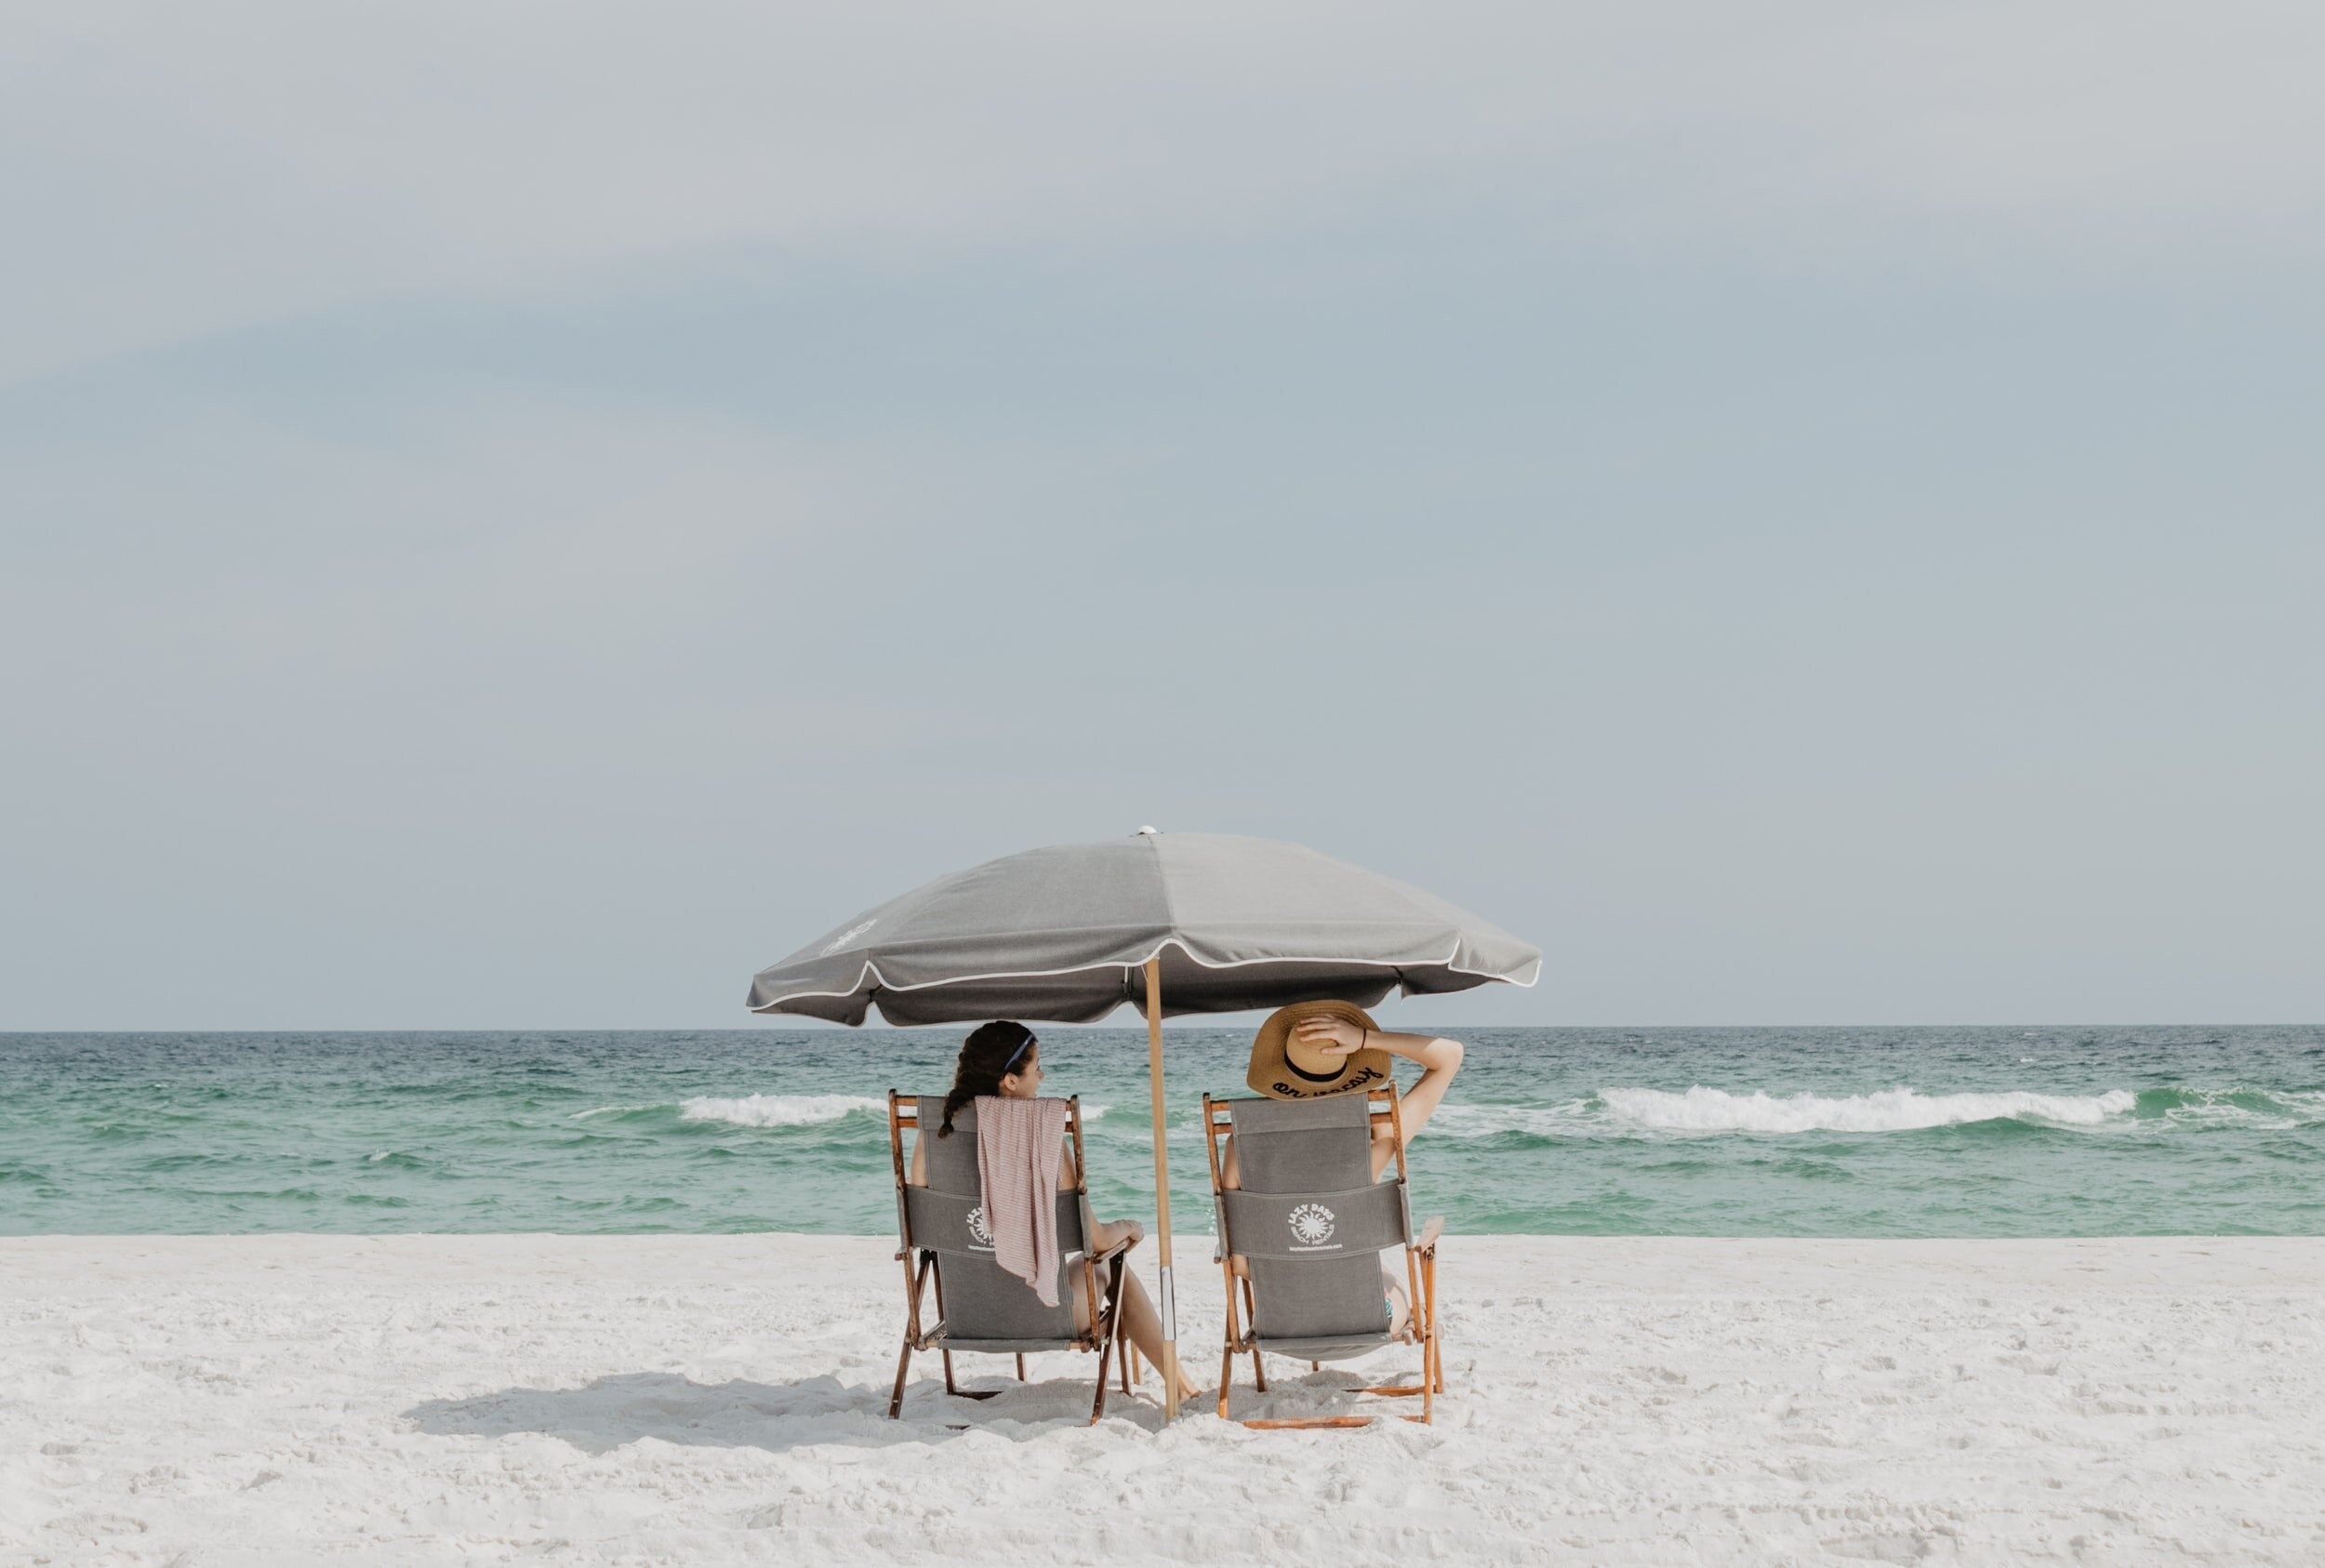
[[937, 1021, 1038, 1137]]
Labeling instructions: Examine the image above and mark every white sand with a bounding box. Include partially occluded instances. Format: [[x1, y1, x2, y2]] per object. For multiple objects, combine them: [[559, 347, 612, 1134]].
[[6, 1235, 2323, 1566]]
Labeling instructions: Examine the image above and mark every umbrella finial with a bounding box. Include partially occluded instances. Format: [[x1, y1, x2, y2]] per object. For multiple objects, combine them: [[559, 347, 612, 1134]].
[[1135, 825, 1160, 836]]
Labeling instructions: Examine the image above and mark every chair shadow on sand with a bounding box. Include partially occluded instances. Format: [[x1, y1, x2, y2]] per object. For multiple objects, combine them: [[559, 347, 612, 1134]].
[[404, 1368, 1167, 1455], [405, 1364, 1398, 1454]]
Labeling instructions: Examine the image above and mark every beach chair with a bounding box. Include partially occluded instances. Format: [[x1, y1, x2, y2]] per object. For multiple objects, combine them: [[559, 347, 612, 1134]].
[[1202, 1087, 1444, 1428], [885, 1093, 1138, 1425]]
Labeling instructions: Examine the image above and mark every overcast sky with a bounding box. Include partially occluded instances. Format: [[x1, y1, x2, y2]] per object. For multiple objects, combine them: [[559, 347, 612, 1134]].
[[4, 3, 2320, 1030]]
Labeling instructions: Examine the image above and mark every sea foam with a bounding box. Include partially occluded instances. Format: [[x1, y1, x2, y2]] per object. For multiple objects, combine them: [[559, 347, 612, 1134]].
[[1600, 1086, 2137, 1134], [2144, 1086, 2325, 1130], [677, 1094, 887, 1128]]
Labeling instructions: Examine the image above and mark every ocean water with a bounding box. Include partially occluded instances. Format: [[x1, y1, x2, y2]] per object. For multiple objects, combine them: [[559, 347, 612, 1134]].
[[3, 1026, 2320, 1238]]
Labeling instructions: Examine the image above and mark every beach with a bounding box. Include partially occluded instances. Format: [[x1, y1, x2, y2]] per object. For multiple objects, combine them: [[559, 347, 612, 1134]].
[[7, 1235, 2322, 1565]]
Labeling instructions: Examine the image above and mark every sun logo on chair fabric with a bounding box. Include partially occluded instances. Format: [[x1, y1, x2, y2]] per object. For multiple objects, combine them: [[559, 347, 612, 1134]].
[[966, 1205, 994, 1247], [1288, 1203, 1336, 1245]]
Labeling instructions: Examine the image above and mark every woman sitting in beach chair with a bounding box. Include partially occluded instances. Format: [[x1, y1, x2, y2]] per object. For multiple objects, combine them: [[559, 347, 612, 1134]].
[[1223, 1002, 1464, 1338], [889, 1021, 1200, 1418], [1206, 1001, 1463, 1425]]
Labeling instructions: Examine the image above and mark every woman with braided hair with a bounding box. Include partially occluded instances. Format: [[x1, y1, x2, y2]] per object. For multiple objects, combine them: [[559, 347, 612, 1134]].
[[909, 1020, 1199, 1402]]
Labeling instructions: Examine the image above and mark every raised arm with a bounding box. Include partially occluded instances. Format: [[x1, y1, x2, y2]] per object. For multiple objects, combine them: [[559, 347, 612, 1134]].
[[1290, 1016, 1465, 1179]]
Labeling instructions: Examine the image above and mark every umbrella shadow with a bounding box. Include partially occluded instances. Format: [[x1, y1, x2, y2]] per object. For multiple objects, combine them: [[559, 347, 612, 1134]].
[[405, 1369, 1173, 1455]]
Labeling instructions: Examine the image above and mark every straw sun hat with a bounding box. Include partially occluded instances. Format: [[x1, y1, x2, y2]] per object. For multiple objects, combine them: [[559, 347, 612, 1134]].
[[1245, 1000, 1395, 1100]]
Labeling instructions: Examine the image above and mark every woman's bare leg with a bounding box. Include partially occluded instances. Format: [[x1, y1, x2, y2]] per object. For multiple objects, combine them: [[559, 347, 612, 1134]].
[[1119, 1272, 1201, 1399], [1072, 1267, 1200, 1399]]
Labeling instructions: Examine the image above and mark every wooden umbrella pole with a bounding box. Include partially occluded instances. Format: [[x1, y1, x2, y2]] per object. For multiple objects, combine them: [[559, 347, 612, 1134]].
[[1144, 955, 1180, 1422]]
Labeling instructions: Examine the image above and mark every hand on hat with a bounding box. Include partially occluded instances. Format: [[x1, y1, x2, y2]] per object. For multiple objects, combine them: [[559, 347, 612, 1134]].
[[1294, 1016, 1363, 1056]]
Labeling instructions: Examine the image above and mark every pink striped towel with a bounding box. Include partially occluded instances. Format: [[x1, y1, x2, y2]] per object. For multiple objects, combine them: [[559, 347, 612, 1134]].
[[975, 1096, 1070, 1306]]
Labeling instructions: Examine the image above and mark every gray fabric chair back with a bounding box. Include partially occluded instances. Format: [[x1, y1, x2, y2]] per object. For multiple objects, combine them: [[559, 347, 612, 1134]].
[[902, 1096, 1086, 1348], [1221, 1095, 1414, 1360]]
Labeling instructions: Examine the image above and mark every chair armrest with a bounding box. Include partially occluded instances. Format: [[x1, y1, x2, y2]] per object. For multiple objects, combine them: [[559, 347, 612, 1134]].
[[1414, 1216, 1444, 1256], [1089, 1233, 1141, 1265]]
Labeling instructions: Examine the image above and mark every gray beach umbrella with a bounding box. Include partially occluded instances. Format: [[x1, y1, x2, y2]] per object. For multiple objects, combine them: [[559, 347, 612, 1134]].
[[748, 829, 1541, 1025], [746, 828, 1541, 1420]]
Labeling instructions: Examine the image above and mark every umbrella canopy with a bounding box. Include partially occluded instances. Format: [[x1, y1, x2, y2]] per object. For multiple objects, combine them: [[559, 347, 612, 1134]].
[[748, 830, 1541, 1025]]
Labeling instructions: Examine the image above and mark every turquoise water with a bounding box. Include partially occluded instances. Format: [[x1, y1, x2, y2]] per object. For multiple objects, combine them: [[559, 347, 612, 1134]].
[[3, 1027, 2320, 1237]]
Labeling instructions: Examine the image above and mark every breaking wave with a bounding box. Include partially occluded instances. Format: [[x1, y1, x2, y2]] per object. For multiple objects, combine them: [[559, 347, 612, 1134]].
[[677, 1094, 888, 1128], [1356, 1084, 2325, 1141], [2134, 1086, 2325, 1130], [1601, 1086, 2137, 1134]]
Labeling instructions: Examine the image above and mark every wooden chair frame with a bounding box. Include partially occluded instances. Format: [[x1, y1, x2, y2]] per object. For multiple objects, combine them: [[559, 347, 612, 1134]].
[[886, 1092, 1141, 1425], [1202, 1086, 1445, 1428]]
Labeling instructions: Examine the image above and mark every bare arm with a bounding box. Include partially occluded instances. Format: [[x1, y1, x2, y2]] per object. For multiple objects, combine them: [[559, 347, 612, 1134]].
[[1372, 1030, 1464, 1145], [1291, 1017, 1464, 1179], [1220, 1023, 1466, 1188]]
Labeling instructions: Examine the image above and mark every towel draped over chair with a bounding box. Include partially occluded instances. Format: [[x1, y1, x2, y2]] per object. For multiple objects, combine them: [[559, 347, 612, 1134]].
[[975, 1095, 1071, 1306]]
